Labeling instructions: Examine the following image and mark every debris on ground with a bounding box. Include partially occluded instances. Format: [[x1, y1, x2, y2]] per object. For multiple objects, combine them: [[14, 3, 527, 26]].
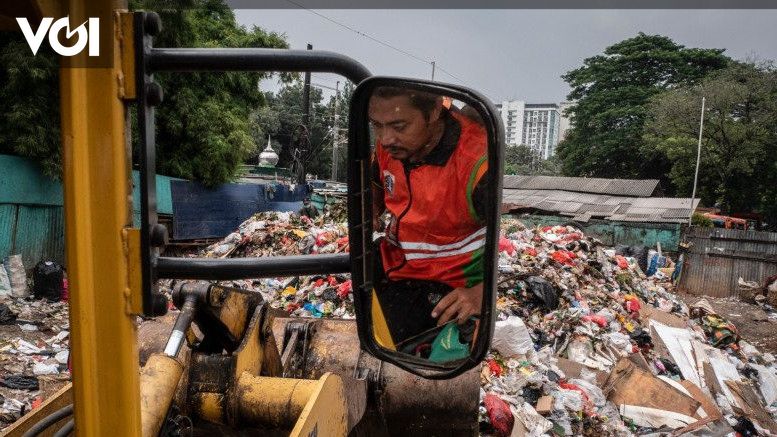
[[4, 207, 777, 435], [478, 220, 777, 436], [0, 289, 70, 429]]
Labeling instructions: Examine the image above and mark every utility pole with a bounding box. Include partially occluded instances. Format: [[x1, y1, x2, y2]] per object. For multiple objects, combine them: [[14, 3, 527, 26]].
[[331, 81, 340, 181], [298, 43, 313, 184], [689, 96, 706, 225], [431, 61, 436, 81]]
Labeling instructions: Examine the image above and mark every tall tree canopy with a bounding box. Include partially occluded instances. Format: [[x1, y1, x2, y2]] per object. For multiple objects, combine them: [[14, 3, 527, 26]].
[[0, 33, 60, 177], [557, 33, 729, 186], [0, 0, 288, 186], [504, 145, 562, 176], [132, 0, 288, 186], [643, 62, 777, 224], [251, 79, 352, 182]]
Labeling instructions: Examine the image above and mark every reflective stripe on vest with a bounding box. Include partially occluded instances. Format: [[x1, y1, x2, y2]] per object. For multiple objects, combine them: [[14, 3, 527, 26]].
[[398, 226, 487, 252]]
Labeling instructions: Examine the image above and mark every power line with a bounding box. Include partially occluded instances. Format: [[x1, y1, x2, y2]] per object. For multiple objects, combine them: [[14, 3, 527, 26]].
[[311, 81, 339, 91], [434, 65, 468, 85], [284, 0, 431, 66], [282, 0, 500, 99]]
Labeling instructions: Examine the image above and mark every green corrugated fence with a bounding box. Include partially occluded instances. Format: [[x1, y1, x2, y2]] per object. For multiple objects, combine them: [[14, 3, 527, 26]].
[[0, 154, 177, 269]]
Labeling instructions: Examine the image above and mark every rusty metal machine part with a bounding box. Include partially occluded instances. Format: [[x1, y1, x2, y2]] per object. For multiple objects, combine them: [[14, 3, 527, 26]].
[[139, 354, 184, 437], [139, 283, 479, 436], [271, 317, 481, 436]]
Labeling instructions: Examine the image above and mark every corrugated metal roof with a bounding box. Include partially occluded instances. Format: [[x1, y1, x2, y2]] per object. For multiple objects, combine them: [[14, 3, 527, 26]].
[[503, 175, 659, 197], [503, 187, 699, 224]]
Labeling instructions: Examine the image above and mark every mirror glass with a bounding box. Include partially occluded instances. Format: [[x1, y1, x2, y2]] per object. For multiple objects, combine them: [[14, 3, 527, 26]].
[[350, 79, 502, 374]]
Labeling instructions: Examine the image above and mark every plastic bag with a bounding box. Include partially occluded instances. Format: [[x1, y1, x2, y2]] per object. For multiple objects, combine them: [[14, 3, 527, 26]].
[[525, 276, 559, 310], [6, 255, 28, 298], [513, 402, 553, 437], [553, 388, 583, 413], [569, 378, 606, 408], [493, 316, 533, 357], [428, 323, 470, 363], [0, 263, 11, 296], [484, 393, 514, 437], [33, 260, 64, 301]]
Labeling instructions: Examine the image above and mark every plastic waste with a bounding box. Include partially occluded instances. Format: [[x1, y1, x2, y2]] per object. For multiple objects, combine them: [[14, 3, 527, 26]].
[[0, 303, 17, 325], [483, 393, 514, 437], [553, 388, 583, 413], [493, 316, 533, 357], [429, 323, 470, 363], [32, 362, 60, 376], [6, 255, 28, 298], [33, 260, 65, 301], [0, 262, 11, 296], [524, 276, 559, 310]]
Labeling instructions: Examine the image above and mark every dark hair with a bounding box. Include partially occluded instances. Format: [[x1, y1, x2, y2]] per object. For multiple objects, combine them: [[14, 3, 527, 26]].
[[372, 86, 441, 120]]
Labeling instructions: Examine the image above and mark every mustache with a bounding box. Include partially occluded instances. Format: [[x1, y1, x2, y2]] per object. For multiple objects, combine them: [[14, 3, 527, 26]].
[[383, 144, 406, 153]]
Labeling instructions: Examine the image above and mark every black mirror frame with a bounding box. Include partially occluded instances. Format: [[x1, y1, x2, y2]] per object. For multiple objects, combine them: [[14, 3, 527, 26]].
[[347, 76, 505, 379]]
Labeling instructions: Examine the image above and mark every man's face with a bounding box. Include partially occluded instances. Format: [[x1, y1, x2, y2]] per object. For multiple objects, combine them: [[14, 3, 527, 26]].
[[368, 94, 440, 161]]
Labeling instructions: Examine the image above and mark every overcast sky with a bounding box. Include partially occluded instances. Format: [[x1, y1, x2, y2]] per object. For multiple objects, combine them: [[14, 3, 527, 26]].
[[235, 9, 777, 103]]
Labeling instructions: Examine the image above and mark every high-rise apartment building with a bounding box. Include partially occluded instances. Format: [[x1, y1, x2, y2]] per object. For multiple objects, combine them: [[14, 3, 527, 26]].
[[496, 100, 561, 159], [522, 103, 561, 160], [495, 100, 525, 147]]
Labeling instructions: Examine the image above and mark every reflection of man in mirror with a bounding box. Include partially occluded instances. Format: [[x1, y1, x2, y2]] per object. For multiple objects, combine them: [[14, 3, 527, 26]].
[[369, 86, 488, 349]]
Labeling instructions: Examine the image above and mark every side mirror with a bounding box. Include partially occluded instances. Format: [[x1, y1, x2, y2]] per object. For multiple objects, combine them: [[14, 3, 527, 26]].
[[347, 77, 504, 378]]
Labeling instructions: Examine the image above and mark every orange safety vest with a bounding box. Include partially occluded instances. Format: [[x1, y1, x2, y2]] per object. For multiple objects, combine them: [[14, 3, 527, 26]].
[[376, 111, 488, 289]]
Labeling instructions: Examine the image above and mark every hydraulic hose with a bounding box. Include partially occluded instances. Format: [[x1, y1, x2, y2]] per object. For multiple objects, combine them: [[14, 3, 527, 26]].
[[21, 404, 73, 437], [51, 418, 74, 437]]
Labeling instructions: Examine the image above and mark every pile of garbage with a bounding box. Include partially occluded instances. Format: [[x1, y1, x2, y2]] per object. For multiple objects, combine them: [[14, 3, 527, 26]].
[[195, 209, 354, 319], [0, 258, 70, 429], [479, 220, 777, 436], [4, 206, 777, 435], [196, 210, 777, 435]]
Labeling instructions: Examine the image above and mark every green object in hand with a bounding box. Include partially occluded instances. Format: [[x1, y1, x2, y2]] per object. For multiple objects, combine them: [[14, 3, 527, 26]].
[[428, 322, 470, 363]]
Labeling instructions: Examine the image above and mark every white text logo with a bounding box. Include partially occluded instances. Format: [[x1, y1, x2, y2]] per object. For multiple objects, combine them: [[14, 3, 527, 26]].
[[16, 17, 99, 57]]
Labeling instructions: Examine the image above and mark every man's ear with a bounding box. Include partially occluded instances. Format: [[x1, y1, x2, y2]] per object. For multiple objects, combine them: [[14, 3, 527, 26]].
[[429, 98, 444, 123]]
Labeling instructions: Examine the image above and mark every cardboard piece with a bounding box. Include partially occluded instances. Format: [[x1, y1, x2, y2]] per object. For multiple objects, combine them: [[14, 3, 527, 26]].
[[535, 396, 553, 416], [510, 414, 528, 437], [603, 358, 701, 420], [726, 380, 777, 434], [555, 357, 608, 386], [628, 351, 653, 374], [640, 305, 687, 329], [680, 380, 722, 421], [649, 320, 707, 388]]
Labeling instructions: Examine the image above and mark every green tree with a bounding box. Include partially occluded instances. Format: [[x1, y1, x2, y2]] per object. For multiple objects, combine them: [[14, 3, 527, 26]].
[[251, 80, 354, 182], [557, 33, 728, 185], [0, 33, 61, 178], [132, 0, 288, 186], [0, 0, 288, 186], [643, 62, 777, 225], [504, 145, 562, 176]]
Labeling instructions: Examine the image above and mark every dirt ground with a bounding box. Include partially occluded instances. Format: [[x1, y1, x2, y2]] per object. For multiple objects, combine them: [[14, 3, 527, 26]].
[[679, 293, 777, 354]]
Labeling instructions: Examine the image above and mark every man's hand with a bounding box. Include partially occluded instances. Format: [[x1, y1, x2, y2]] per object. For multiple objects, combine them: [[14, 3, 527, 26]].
[[431, 283, 484, 326]]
